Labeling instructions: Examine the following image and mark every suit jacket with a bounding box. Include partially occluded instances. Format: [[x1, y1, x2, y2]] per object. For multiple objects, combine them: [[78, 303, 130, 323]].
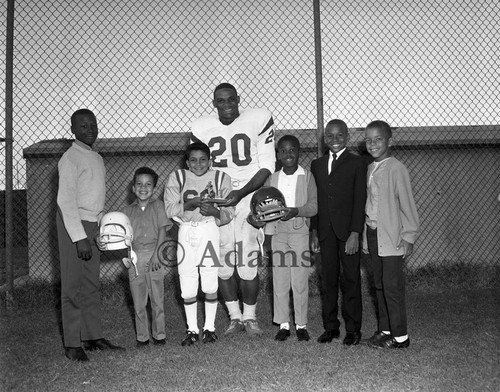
[[311, 151, 367, 242]]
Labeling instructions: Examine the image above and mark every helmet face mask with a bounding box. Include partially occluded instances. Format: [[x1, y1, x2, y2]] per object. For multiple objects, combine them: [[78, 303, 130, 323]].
[[250, 186, 288, 223], [99, 212, 133, 251]]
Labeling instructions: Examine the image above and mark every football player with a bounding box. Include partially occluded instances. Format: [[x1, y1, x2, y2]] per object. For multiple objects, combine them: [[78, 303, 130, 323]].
[[191, 83, 276, 336]]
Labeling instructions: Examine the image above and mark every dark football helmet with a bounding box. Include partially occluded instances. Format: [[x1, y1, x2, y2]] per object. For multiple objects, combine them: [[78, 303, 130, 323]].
[[250, 186, 288, 223]]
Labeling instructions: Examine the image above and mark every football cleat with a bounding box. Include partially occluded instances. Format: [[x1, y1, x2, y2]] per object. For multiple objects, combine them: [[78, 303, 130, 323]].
[[224, 319, 245, 336], [202, 330, 218, 344], [243, 319, 263, 336], [181, 331, 199, 346]]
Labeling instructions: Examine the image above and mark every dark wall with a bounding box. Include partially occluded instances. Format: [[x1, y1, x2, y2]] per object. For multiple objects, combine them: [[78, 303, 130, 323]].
[[0, 190, 28, 248]]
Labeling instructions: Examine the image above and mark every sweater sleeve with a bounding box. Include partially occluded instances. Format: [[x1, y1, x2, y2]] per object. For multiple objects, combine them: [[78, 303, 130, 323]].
[[395, 165, 420, 244], [57, 155, 87, 242], [297, 171, 318, 218]]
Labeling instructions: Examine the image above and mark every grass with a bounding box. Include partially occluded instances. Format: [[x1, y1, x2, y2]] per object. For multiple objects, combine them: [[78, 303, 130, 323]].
[[1, 266, 499, 392]]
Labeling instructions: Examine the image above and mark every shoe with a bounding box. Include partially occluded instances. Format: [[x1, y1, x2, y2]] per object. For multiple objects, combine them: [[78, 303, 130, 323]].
[[343, 331, 361, 346], [82, 338, 126, 351], [371, 336, 410, 349], [224, 319, 245, 336], [152, 338, 166, 346], [243, 319, 263, 336], [202, 330, 218, 344], [136, 339, 149, 348], [296, 329, 310, 342], [317, 329, 340, 343], [361, 331, 391, 346], [274, 328, 291, 341], [65, 347, 89, 362], [181, 331, 199, 346]]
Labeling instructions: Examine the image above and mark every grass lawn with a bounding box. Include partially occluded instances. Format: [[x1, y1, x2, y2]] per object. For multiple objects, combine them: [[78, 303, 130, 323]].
[[0, 280, 498, 392]]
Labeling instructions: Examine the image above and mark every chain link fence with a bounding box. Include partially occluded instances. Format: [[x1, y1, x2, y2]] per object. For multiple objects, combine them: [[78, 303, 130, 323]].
[[1, 0, 499, 290]]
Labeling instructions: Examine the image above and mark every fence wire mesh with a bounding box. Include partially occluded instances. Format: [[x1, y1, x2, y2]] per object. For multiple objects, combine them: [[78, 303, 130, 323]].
[[1, 0, 499, 289]]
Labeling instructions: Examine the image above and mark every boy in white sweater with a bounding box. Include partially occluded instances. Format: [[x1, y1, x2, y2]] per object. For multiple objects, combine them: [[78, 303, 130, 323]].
[[57, 109, 124, 361]]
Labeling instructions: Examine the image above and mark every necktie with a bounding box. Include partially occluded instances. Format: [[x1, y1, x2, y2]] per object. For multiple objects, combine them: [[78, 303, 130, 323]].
[[330, 153, 336, 175]]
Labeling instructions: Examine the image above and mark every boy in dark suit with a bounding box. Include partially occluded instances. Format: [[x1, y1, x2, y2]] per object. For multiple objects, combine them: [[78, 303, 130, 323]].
[[310, 119, 367, 346]]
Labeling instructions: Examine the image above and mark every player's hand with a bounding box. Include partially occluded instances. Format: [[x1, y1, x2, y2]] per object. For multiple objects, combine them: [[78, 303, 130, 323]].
[[280, 207, 298, 221], [345, 232, 359, 255], [200, 201, 220, 219], [76, 238, 92, 261], [184, 197, 203, 211], [397, 239, 414, 259], [223, 190, 244, 207], [310, 230, 320, 253]]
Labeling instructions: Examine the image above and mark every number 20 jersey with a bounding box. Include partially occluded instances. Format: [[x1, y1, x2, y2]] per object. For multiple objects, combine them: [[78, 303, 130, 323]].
[[190, 108, 276, 189]]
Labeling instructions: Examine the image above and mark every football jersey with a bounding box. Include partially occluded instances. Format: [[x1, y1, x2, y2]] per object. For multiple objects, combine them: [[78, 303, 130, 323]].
[[164, 168, 233, 224], [190, 108, 276, 189]]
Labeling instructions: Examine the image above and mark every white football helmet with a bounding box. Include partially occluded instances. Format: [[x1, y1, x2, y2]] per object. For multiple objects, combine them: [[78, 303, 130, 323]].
[[99, 212, 133, 250], [99, 212, 138, 277]]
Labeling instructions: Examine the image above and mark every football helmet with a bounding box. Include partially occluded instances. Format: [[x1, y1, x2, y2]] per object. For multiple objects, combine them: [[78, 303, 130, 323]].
[[99, 212, 133, 250], [250, 186, 288, 223], [99, 212, 138, 277]]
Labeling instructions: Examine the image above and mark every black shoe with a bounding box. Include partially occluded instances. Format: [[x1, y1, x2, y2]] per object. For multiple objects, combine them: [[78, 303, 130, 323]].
[[65, 347, 89, 362], [317, 329, 340, 343], [361, 331, 391, 346], [136, 339, 149, 348], [372, 336, 410, 349], [202, 330, 218, 344], [181, 331, 199, 346], [343, 331, 361, 346], [296, 329, 310, 342], [153, 338, 166, 346], [83, 338, 126, 351], [275, 328, 291, 341]]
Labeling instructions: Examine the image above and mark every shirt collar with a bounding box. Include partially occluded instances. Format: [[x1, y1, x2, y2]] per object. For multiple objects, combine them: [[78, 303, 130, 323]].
[[330, 148, 346, 160], [279, 165, 305, 176], [73, 139, 93, 151]]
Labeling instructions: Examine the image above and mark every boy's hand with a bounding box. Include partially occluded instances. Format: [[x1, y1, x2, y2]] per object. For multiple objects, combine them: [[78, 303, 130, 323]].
[[247, 213, 266, 228], [280, 207, 298, 221], [149, 259, 162, 272], [200, 201, 220, 218], [184, 197, 203, 211], [76, 238, 92, 260], [310, 230, 320, 253], [95, 234, 106, 251], [345, 232, 360, 255], [397, 239, 414, 258]]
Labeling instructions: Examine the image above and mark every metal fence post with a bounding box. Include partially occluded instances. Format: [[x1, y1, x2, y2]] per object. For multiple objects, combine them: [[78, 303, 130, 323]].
[[313, 0, 324, 157], [3, 0, 16, 310]]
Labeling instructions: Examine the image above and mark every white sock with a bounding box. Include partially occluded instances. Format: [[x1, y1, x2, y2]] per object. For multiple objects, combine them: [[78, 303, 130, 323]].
[[280, 322, 290, 330], [226, 300, 242, 321], [203, 301, 218, 332], [242, 303, 256, 321], [382, 330, 391, 335], [394, 335, 408, 343], [296, 324, 306, 330], [184, 302, 198, 333]]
